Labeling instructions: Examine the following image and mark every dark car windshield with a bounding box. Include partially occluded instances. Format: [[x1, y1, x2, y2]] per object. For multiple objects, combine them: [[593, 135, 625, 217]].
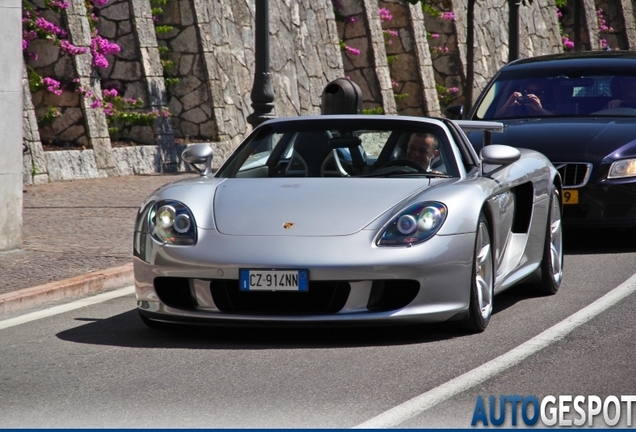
[[216, 118, 460, 179], [474, 70, 636, 120]]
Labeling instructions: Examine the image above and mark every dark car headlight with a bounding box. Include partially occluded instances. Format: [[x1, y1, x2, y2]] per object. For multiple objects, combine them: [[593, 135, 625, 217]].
[[148, 200, 197, 245], [377, 202, 447, 246], [608, 159, 636, 179]]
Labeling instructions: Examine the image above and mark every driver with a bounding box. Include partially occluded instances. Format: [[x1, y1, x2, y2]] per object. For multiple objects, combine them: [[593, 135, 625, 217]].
[[406, 133, 439, 171], [606, 76, 636, 108]]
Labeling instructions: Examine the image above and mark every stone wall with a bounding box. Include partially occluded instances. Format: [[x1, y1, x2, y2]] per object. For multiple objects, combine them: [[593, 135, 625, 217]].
[[454, 0, 562, 103], [18, 0, 636, 184]]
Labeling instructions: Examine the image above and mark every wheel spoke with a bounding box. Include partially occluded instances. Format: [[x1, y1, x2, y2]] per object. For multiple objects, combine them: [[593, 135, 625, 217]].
[[475, 223, 493, 319]]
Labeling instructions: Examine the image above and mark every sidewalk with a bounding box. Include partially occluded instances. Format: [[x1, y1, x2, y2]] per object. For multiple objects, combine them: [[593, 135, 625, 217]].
[[0, 172, 197, 314]]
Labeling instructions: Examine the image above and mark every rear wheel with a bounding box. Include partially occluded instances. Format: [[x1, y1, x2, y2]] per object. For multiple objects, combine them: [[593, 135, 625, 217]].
[[536, 187, 563, 295], [463, 213, 494, 333]]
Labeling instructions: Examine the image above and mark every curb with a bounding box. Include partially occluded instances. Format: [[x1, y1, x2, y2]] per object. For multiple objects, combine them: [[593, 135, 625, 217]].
[[0, 264, 133, 315]]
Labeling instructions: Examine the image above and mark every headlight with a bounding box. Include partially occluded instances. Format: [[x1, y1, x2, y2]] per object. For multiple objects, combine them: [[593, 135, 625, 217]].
[[377, 202, 447, 246], [149, 200, 197, 245], [608, 159, 636, 179]]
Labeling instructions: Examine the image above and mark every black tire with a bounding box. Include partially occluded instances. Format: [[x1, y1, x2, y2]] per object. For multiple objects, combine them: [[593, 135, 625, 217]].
[[463, 213, 494, 333], [535, 187, 563, 295]]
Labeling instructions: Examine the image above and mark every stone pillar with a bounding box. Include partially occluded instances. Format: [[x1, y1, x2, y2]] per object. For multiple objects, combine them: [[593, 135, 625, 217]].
[[129, 0, 177, 171], [364, 0, 398, 115], [0, 0, 23, 251], [582, 0, 601, 50], [22, 64, 49, 185], [194, 0, 251, 147], [407, 3, 441, 117], [595, 0, 636, 50], [455, 0, 562, 103], [620, 0, 636, 49], [66, 0, 119, 175]]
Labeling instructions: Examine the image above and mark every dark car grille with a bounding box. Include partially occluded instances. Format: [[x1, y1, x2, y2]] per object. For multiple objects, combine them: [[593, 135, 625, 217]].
[[208, 279, 420, 315], [554, 163, 592, 188], [154, 277, 198, 309], [210, 280, 350, 314]]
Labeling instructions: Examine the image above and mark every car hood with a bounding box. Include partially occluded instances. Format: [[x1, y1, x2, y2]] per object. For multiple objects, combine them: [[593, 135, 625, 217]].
[[213, 178, 437, 236], [470, 118, 636, 164]]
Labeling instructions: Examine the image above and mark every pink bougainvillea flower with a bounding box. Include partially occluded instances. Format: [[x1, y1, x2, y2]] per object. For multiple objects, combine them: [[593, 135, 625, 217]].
[[35, 16, 67, 37], [60, 40, 87, 56], [42, 77, 63, 96], [379, 8, 392, 22], [440, 11, 455, 21], [345, 45, 360, 56], [103, 88, 119, 98], [562, 36, 575, 50]]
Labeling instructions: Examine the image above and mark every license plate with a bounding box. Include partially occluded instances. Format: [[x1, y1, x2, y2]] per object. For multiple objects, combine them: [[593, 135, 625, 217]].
[[239, 269, 308, 291], [563, 189, 579, 204]]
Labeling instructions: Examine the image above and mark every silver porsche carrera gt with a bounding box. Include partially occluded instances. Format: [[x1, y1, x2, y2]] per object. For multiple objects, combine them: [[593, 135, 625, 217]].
[[133, 115, 563, 332]]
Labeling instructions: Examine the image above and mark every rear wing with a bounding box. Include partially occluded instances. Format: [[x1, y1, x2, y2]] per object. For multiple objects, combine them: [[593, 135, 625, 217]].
[[454, 120, 504, 147]]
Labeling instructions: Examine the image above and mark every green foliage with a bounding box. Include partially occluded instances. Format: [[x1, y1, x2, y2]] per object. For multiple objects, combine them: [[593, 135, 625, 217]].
[[555, 0, 567, 7], [165, 77, 180, 87], [151, 7, 164, 16], [27, 67, 45, 93], [37, 106, 61, 127], [157, 45, 169, 55], [394, 93, 409, 101], [421, 3, 440, 18], [386, 55, 398, 65], [161, 59, 176, 70], [154, 25, 174, 35], [362, 107, 384, 115]]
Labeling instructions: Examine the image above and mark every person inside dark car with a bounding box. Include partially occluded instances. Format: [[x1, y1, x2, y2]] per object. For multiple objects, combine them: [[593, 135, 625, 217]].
[[606, 75, 636, 109], [494, 79, 553, 117]]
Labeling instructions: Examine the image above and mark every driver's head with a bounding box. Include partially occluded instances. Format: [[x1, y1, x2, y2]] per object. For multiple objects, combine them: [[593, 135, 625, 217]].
[[406, 133, 439, 169]]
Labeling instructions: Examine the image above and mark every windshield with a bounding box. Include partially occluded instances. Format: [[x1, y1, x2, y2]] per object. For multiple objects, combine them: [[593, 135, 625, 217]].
[[474, 70, 636, 120], [216, 118, 460, 179]]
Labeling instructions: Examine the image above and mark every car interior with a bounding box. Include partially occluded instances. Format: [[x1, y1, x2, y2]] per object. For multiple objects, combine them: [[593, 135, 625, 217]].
[[225, 126, 459, 179]]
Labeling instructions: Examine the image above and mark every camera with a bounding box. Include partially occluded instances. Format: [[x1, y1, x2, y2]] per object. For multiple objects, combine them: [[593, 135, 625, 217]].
[[518, 95, 530, 104]]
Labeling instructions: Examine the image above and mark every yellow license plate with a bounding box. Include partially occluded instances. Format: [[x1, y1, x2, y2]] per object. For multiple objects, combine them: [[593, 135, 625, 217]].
[[563, 189, 579, 204]]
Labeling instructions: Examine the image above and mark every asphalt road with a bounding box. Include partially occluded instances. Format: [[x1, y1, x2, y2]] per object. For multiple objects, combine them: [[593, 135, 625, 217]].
[[1, 228, 635, 428]]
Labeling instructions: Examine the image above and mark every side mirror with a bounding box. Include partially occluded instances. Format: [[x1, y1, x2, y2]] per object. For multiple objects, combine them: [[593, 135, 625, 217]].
[[480, 145, 520, 176], [445, 105, 464, 120], [182, 144, 214, 176]]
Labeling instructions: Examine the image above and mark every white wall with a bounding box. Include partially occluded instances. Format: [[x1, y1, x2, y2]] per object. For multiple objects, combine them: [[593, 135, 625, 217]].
[[0, 0, 23, 251]]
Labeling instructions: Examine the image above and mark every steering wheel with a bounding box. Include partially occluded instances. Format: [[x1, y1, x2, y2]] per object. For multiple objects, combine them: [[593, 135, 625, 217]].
[[377, 159, 427, 173]]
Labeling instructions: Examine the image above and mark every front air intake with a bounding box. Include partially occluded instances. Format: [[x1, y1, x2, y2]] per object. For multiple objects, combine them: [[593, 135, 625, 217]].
[[154, 277, 197, 309]]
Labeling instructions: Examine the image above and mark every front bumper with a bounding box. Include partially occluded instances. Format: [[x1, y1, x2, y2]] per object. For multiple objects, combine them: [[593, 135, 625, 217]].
[[562, 180, 636, 228], [133, 229, 476, 326]]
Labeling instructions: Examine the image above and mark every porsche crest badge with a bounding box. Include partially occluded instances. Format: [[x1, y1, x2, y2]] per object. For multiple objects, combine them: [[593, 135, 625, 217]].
[[283, 222, 294, 229]]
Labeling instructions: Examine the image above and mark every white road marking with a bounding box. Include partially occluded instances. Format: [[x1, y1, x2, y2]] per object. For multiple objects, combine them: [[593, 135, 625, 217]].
[[355, 273, 636, 428], [0, 286, 135, 331]]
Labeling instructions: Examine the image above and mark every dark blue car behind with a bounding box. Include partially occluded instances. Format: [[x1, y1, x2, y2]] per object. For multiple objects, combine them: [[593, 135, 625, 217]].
[[465, 51, 636, 228]]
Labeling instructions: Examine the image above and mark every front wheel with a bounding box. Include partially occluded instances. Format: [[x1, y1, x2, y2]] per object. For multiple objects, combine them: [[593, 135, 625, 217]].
[[463, 213, 494, 333], [535, 187, 563, 295]]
